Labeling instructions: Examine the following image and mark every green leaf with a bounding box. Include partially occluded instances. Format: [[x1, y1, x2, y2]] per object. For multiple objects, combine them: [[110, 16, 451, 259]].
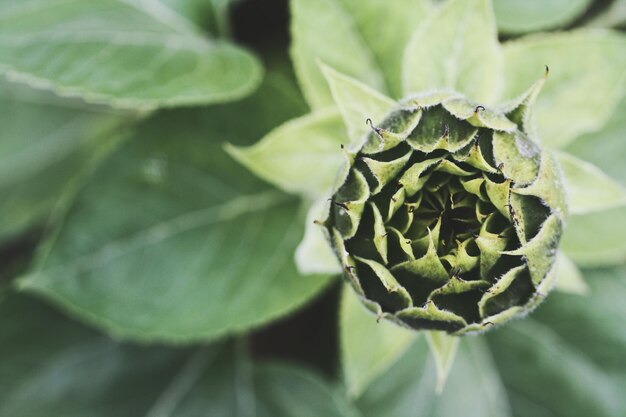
[[255, 364, 361, 417], [160, 0, 237, 37], [329, 0, 433, 99], [321, 64, 396, 144], [565, 95, 626, 185], [534, 266, 626, 377], [355, 338, 512, 417], [0, 294, 359, 416], [0, 294, 202, 416], [561, 206, 626, 267], [207, 0, 237, 38], [0, 0, 262, 110], [0, 230, 38, 289], [226, 109, 346, 198], [16, 78, 333, 342], [502, 30, 626, 149], [555, 151, 626, 214], [0, 81, 134, 241], [490, 323, 624, 417], [290, 0, 383, 109], [554, 251, 589, 295], [493, 0, 592, 34], [426, 331, 459, 394], [290, 0, 432, 108], [159, 0, 240, 37], [402, 0, 503, 104], [353, 340, 430, 417], [488, 267, 626, 417], [436, 339, 511, 417], [159, 0, 216, 26], [295, 198, 341, 274], [340, 285, 416, 398], [587, 0, 626, 28]]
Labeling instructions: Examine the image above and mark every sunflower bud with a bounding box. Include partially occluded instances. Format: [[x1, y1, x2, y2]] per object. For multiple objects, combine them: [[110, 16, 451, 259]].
[[324, 91, 567, 334]]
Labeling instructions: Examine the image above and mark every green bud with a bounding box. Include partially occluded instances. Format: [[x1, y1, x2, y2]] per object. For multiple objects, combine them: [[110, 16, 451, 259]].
[[324, 89, 567, 335]]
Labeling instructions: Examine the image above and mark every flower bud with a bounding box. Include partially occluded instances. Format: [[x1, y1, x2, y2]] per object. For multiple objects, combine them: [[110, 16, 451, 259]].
[[325, 92, 566, 334]]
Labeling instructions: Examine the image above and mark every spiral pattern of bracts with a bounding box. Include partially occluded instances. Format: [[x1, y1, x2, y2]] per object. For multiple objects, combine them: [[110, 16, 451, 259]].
[[324, 92, 567, 334]]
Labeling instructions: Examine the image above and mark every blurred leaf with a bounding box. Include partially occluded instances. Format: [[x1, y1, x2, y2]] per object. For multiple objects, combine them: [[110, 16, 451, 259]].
[[425, 331, 459, 394], [502, 30, 626, 149], [159, 0, 241, 37], [490, 322, 623, 417], [340, 285, 416, 398], [255, 364, 361, 417], [0, 232, 40, 289], [0, 82, 134, 241], [226, 109, 345, 198], [554, 251, 589, 295], [565, 96, 626, 185], [290, 0, 382, 109], [17, 77, 333, 342], [328, 0, 432, 100], [290, 0, 431, 108], [0, 294, 360, 416], [555, 151, 626, 214], [0, 0, 262, 110], [493, 0, 592, 34], [534, 267, 626, 376], [587, 0, 626, 29], [353, 340, 430, 417], [488, 267, 626, 417], [321, 64, 396, 145], [207, 0, 244, 38], [402, 0, 503, 104], [0, 294, 197, 416], [355, 338, 512, 417], [159, 0, 214, 26], [561, 206, 626, 267], [158, 0, 218, 30], [295, 198, 341, 274]]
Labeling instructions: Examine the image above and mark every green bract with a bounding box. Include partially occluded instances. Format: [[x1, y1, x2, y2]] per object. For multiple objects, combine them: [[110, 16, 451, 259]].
[[324, 88, 567, 334]]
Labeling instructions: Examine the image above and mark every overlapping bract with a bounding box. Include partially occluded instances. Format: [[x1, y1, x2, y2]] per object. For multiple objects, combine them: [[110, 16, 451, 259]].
[[324, 91, 567, 334]]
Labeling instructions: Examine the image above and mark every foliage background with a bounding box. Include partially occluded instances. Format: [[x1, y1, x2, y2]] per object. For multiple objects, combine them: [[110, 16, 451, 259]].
[[0, 0, 625, 416]]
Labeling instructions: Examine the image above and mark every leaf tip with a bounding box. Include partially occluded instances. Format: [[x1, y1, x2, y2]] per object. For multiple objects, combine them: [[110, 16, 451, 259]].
[[426, 331, 460, 394]]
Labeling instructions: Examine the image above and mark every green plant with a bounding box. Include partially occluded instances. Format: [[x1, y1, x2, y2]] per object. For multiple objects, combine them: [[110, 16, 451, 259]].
[[320, 83, 567, 335], [1, 0, 625, 415], [231, 0, 626, 408]]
